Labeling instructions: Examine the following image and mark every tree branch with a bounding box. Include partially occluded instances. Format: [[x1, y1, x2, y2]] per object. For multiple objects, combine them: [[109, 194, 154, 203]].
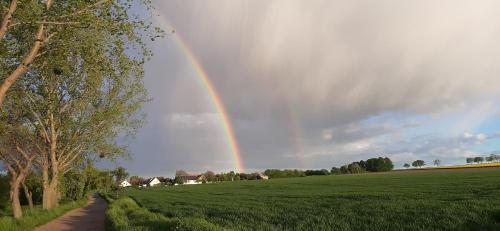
[[0, 0, 17, 40], [9, 21, 81, 28], [0, 24, 46, 106], [62, 0, 112, 18]]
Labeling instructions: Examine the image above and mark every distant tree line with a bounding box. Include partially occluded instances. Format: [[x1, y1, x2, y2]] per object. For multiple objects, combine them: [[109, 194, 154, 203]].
[[331, 157, 394, 175], [264, 169, 306, 178], [259, 157, 395, 179], [466, 154, 500, 164]]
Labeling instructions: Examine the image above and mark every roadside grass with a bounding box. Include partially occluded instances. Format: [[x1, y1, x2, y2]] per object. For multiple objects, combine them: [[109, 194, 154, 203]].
[[105, 196, 221, 231], [0, 199, 87, 231], [119, 167, 500, 231]]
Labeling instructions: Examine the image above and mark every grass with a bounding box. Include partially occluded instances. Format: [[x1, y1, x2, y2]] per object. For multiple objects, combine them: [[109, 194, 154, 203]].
[[0, 199, 87, 231], [105, 196, 220, 231], [117, 167, 500, 231]]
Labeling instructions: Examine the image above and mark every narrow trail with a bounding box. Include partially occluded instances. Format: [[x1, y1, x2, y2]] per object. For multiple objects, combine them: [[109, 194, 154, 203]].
[[33, 194, 107, 231]]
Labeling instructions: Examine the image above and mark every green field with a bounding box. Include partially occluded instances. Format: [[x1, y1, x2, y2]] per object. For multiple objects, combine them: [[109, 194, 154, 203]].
[[118, 168, 500, 231]]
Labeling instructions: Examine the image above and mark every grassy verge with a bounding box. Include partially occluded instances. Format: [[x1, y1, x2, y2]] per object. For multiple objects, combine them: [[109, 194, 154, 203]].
[[105, 196, 223, 231], [0, 199, 87, 231]]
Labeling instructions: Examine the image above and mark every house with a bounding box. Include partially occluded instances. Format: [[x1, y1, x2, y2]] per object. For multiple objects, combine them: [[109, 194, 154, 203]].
[[178, 174, 205, 185], [256, 173, 269, 180], [119, 180, 132, 187], [143, 177, 161, 187]]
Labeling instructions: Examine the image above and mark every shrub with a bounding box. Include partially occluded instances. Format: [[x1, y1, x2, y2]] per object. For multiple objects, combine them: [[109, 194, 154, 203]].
[[106, 197, 221, 231]]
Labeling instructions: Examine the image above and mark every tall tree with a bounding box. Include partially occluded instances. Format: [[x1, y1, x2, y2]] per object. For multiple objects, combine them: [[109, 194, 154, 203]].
[[412, 160, 425, 168], [112, 166, 129, 183], [2, 0, 160, 209], [0, 0, 160, 106], [0, 93, 40, 218]]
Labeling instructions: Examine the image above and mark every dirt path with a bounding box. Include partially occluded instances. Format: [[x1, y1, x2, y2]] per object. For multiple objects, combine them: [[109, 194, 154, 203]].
[[33, 194, 107, 231]]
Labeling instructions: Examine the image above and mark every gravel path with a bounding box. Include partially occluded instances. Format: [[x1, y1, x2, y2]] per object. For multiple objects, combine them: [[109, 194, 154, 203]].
[[33, 194, 107, 231]]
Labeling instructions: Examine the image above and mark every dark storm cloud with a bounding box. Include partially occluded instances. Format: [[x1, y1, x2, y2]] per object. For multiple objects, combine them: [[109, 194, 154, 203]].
[[112, 1, 500, 176]]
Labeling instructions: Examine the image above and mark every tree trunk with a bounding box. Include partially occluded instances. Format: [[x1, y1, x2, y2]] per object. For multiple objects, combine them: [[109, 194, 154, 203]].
[[22, 181, 33, 210], [42, 179, 60, 209], [9, 179, 22, 219], [42, 174, 59, 209]]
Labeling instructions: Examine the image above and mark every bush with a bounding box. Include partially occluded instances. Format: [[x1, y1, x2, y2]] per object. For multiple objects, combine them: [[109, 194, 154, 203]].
[[106, 197, 221, 231]]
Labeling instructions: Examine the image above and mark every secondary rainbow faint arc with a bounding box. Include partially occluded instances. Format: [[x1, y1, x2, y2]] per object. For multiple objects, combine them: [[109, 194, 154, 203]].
[[156, 16, 245, 173]]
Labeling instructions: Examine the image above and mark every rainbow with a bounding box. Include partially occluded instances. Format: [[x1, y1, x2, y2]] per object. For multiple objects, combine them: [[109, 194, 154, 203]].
[[155, 15, 245, 173]]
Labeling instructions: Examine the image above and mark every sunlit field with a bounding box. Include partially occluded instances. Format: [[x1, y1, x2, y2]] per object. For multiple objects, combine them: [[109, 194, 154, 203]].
[[118, 168, 500, 231], [435, 162, 500, 169]]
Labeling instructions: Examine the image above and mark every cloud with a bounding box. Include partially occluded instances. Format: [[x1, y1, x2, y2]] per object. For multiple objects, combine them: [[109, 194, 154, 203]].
[[113, 1, 500, 176], [169, 113, 220, 128]]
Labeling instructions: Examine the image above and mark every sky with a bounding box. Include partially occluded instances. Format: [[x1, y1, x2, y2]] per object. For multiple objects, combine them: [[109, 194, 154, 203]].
[[103, 0, 500, 177]]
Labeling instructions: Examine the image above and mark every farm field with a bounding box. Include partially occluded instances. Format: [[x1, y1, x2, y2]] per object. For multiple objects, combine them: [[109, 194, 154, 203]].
[[120, 168, 500, 231]]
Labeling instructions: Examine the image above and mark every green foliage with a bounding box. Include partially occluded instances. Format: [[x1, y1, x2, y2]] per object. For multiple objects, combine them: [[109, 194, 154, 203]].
[[412, 160, 425, 168], [330, 167, 341, 175], [0, 199, 86, 231], [22, 173, 43, 205], [365, 157, 394, 172], [264, 169, 305, 178], [403, 163, 410, 168], [340, 165, 349, 174], [106, 197, 220, 231], [304, 169, 330, 176], [119, 168, 500, 231], [466, 157, 474, 164], [83, 164, 116, 193], [174, 176, 184, 185], [111, 167, 129, 183], [347, 163, 363, 174], [474, 157, 484, 164], [59, 171, 88, 202]]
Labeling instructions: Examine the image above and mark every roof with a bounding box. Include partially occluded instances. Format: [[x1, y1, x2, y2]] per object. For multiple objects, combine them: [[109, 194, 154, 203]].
[[179, 175, 203, 181], [144, 177, 160, 184]]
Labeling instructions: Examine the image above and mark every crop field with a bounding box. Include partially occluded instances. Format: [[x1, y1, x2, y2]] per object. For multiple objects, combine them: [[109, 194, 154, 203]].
[[119, 168, 500, 231]]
